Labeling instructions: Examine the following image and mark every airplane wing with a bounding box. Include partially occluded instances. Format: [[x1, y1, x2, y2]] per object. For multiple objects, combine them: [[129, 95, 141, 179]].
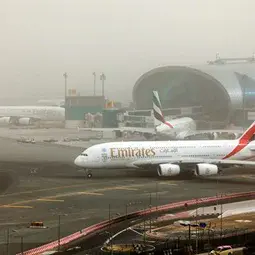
[[184, 129, 243, 138], [131, 157, 255, 168], [0, 115, 41, 120], [78, 127, 155, 134]]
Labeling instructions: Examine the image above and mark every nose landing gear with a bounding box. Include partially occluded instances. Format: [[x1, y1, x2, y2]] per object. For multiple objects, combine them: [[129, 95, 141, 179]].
[[85, 169, 92, 179]]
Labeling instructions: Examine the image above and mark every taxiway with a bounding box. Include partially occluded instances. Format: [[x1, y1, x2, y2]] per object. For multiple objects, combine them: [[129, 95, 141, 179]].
[[0, 129, 254, 254], [0, 171, 254, 254]]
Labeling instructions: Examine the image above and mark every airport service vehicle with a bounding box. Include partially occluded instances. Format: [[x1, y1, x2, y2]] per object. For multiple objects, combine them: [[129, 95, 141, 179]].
[[0, 106, 65, 125], [74, 121, 255, 178]]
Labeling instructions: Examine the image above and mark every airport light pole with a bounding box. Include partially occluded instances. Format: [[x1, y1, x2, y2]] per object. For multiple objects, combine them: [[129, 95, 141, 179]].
[[220, 194, 223, 240], [125, 203, 128, 229], [100, 73, 106, 98], [58, 214, 61, 251], [63, 72, 68, 102], [6, 228, 9, 255], [143, 204, 146, 245], [93, 72, 96, 96], [63, 72, 68, 121], [20, 236, 24, 255], [108, 204, 111, 241], [108, 204, 113, 254], [149, 193, 152, 233], [195, 198, 198, 254], [108, 204, 111, 223], [242, 86, 246, 131], [155, 182, 158, 216]]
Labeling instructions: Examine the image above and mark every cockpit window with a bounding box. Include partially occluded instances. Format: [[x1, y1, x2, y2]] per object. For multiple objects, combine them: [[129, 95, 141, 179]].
[[81, 153, 88, 156]]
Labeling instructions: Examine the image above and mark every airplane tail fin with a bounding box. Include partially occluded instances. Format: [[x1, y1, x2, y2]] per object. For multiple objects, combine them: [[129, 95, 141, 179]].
[[153, 91, 167, 127], [238, 121, 255, 142]]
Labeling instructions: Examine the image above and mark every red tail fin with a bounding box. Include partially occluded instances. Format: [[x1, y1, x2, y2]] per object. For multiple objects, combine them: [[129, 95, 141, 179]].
[[239, 121, 255, 142]]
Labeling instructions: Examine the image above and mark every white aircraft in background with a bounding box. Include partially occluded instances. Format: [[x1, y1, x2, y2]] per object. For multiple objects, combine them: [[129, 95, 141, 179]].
[[80, 91, 197, 140], [0, 106, 65, 125], [142, 91, 242, 140], [151, 91, 196, 139], [74, 121, 255, 178], [37, 99, 64, 107]]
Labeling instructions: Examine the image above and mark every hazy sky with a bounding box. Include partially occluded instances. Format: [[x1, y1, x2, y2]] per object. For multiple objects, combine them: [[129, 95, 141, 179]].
[[1, 0, 255, 103]]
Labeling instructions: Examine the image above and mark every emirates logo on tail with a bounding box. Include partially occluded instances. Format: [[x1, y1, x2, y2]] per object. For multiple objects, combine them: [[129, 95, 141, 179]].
[[153, 91, 165, 123]]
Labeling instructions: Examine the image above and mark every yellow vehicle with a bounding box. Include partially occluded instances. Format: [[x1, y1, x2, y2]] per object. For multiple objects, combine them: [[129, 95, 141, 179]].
[[210, 245, 233, 255]]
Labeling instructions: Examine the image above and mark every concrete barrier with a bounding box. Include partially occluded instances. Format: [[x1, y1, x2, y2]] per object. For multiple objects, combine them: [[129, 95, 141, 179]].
[[17, 191, 255, 255]]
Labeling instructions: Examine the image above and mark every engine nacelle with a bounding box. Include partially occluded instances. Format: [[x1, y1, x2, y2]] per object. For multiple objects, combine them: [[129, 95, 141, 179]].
[[0, 117, 11, 124], [156, 125, 176, 139], [195, 163, 219, 176], [227, 132, 240, 139], [176, 131, 188, 140], [18, 117, 32, 125], [157, 164, 181, 176]]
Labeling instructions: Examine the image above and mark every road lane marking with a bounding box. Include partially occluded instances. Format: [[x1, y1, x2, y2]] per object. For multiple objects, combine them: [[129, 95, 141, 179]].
[[159, 182, 178, 186], [77, 192, 104, 196], [114, 187, 138, 191], [1, 184, 143, 207], [0, 182, 107, 198], [0, 205, 33, 209], [37, 199, 65, 202]]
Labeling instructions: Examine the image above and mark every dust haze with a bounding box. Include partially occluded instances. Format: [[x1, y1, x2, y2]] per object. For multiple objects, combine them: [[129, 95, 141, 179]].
[[1, 0, 255, 104]]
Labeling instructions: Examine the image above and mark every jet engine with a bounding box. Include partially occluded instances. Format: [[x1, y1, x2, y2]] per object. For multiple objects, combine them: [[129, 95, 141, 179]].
[[157, 164, 181, 176], [195, 163, 218, 176], [176, 131, 187, 140], [18, 117, 32, 125], [0, 117, 11, 125], [227, 132, 240, 139]]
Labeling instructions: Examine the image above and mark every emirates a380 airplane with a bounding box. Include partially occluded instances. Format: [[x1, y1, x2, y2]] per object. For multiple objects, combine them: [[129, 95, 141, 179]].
[[74, 121, 255, 178]]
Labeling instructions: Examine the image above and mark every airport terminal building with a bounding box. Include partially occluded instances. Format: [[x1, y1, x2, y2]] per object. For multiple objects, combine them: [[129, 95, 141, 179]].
[[132, 57, 255, 128]]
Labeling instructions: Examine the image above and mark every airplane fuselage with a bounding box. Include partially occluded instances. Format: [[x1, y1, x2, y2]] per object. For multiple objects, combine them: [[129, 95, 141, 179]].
[[74, 139, 255, 169], [0, 106, 65, 121], [155, 117, 196, 139]]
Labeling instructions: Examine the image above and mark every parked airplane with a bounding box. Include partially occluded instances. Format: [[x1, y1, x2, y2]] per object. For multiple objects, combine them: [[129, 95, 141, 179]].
[[37, 99, 64, 107], [0, 106, 65, 125], [74, 121, 255, 178], [79, 91, 197, 140], [142, 91, 242, 140]]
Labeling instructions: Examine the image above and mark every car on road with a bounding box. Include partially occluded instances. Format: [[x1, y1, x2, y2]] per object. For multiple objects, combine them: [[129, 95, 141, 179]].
[[210, 245, 233, 255]]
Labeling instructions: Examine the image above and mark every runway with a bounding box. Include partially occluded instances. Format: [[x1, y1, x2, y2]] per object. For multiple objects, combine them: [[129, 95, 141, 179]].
[[0, 171, 254, 254]]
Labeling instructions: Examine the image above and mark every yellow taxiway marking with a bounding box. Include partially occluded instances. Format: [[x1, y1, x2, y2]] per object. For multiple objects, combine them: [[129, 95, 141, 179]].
[[37, 199, 65, 202], [0, 183, 101, 198], [158, 182, 178, 186], [0, 184, 143, 207], [114, 187, 138, 191], [0, 205, 33, 209], [77, 192, 104, 196]]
